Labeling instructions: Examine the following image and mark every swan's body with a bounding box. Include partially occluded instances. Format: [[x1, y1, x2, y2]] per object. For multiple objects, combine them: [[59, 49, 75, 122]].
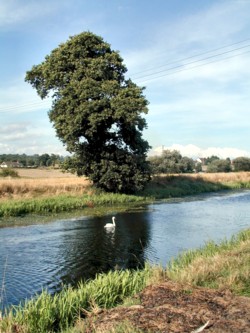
[[104, 216, 116, 228]]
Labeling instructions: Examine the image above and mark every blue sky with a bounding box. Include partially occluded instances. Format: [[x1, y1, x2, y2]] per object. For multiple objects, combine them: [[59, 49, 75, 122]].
[[1, 0, 250, 158]]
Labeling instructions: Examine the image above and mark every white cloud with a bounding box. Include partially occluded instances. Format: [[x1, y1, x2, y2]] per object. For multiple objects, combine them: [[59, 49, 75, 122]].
[[150, 144, 250, 159], [0, 0, 61, 28]]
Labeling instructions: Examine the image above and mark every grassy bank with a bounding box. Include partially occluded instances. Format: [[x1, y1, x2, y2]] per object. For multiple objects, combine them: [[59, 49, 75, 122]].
[[166, 228, 250, 296], [0, 193, 149, 217], [1, 228, 249, 333], [0, 171, 250, 217], [141, 172, 250, 199]]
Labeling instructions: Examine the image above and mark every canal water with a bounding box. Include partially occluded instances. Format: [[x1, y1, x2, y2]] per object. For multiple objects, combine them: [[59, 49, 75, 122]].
[[0, 190, 250, 310]]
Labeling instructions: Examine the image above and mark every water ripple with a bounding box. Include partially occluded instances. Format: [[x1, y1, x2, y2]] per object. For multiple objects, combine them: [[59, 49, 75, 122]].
[[1, 190, 250, 309]]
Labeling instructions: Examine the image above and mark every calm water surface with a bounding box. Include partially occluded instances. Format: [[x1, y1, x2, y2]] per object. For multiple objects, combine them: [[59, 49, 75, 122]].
[[0, 190, 250, 309]]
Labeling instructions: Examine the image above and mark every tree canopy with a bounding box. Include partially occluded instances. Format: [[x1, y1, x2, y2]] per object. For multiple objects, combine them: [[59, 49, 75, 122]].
[[233, 157, 250, 171], [25, 32, 151, 193], [148, 150, 196, 174], [206, 158, 232, 173]]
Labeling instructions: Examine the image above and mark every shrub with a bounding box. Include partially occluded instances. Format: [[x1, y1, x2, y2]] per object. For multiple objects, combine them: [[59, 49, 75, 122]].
[[0, 168, 19, 178]]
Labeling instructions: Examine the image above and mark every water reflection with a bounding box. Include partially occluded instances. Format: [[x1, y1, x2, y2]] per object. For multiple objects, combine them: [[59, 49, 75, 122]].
[[59, 212, 152, 287], [0, 190, 250, 310], [0, 210, 152, 309]]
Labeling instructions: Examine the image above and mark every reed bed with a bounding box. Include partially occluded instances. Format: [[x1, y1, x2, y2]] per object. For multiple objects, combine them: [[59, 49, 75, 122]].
[[0, 264, 156, 333], [0, 193, 148, 217]]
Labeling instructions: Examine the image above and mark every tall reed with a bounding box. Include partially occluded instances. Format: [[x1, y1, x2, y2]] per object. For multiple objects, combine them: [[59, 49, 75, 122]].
[[0, 265, 154, 333]]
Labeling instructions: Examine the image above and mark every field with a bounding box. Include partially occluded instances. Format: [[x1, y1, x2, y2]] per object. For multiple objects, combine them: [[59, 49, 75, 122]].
[[0, 169, 250, 201], [12, 168, 77, 178], [0, 168, 91, 200], [189, 171, 250, 184]]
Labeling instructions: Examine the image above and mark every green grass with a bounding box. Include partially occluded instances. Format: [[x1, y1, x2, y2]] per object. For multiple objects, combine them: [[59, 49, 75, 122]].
[[166, 228, 250, 295], [221, 180, 250, 189], [140, 175, 227, 199], [0, 193, 150, 217], [0, 264, 155, 333]]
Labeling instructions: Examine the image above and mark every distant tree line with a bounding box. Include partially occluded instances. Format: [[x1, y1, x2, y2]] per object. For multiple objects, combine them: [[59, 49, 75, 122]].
[[0, 154, 65, 168], [1, 152, 250, 175], [148, 150, 250, 174]]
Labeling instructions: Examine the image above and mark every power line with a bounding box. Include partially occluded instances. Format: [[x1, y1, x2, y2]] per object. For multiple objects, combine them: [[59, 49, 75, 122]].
[[1, 39, 250, 112], [136, 49, 250, 84], [131, 43, 250, 80], [130, 37, 250, 77], [0, 100, 51, 113]]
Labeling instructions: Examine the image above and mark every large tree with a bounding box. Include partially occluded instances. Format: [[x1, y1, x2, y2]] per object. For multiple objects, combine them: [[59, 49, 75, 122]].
[[25, 32, 151, 193]]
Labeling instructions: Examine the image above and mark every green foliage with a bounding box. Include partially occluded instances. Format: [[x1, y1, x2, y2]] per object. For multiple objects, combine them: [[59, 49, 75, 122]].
[[148, 150, 195, 174], [0, 168, 19, 178], [207, 159, 232, 173], [1, 266, 153, 333], [233, 157, 250, 171], [25, 31, 151, 193], [204, 155, 220, 165]]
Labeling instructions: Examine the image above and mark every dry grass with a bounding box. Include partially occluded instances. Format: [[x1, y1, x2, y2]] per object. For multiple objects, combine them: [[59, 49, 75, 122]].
[[1, 170, 249, 202], [0, 168, 92, 200], [187, 171, 250, 183], [166, 230, 250, 295], [152, 172, 250, 186], [13, 168, 77, 178]]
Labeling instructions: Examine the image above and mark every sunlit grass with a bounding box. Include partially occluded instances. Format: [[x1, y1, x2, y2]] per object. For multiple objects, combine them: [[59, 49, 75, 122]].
[[166, 228, 250, 296], [0, 177, 91, 200], [0, 193, 149, 217], [0, 264, 159, 333]]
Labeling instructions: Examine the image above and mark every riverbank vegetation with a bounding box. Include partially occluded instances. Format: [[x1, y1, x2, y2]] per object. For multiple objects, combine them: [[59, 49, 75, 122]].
[[0, 193, 148, 218], [1, 228, 249, 332], [166, 228, 250, 296], [0, 170, 250, 217], [144, 172, 250, 199]]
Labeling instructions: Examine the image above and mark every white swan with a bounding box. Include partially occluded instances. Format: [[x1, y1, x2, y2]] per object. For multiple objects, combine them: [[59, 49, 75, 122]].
[[104, 216, 116, 228]]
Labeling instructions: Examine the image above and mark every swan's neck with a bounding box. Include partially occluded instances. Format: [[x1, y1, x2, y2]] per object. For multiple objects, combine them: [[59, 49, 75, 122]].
[[112, 217, 116, 225]]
